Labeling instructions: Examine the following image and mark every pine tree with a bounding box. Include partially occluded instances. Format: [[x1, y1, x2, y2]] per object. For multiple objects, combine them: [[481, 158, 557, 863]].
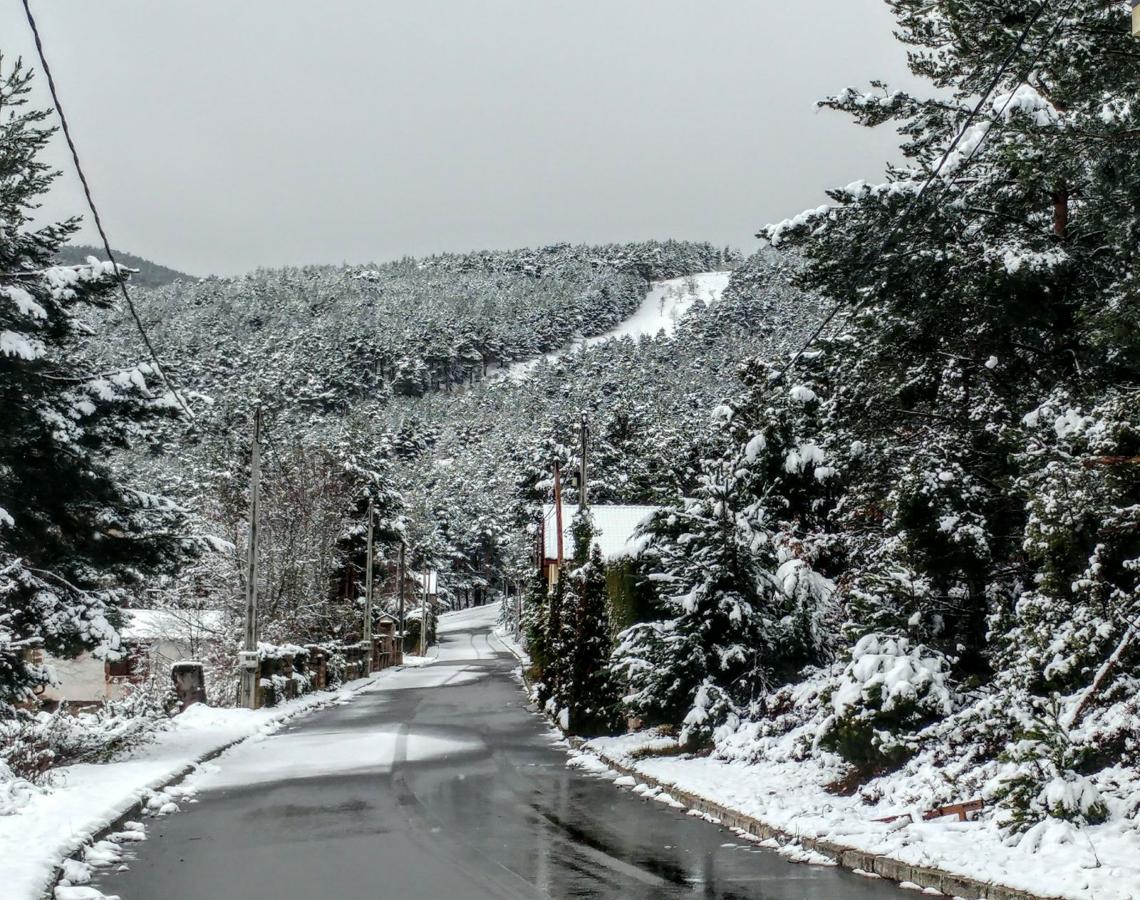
[[724, 0, 1140, 818], [0, 57, 197, 704], [612, 464, 783, 743], [758, 1, 1140, 670], [561, 543, 621, 736]]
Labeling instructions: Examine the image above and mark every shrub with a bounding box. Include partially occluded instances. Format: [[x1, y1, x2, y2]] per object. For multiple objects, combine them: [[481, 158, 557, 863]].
[[819, 634, 953, 770]]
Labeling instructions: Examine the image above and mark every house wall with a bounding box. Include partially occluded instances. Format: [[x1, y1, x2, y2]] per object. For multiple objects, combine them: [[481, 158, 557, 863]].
[[41, 638, 205, 706], [605, 561, 640, 632], [40, 652, 111, 705]]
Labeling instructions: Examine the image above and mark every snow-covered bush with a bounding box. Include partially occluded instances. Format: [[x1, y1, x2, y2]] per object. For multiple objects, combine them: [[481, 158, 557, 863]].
[[0, 757, 37, 816], [819, 634, 953, 769], [992, 701, 1110, 833], [611, 619, 702, 730], [0, 689, 171, 784]]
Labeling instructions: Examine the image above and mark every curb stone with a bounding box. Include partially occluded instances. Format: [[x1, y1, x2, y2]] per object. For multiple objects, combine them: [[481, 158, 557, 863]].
[[42, 669, 393, 900], [492, 629, 1057, 900], [575, 745, 1058, 900]]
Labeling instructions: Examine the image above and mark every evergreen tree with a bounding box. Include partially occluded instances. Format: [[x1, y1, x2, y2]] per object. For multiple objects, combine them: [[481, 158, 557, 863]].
[[0, 57, 196, 703], [612, 464, 784, 743], [759, 0, 1140, 672], [653, 0, 1140, 824], [560, 543, 621, 736]]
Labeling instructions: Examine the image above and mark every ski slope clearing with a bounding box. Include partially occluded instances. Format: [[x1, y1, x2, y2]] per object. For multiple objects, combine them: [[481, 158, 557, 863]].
[[584, 270, 732, 346], [503, 271, 732, 381]]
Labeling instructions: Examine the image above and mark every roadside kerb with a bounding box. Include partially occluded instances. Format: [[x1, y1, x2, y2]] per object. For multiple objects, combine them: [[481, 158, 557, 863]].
[[490, 628, 1056, 900], [44, 666, 401, 900]]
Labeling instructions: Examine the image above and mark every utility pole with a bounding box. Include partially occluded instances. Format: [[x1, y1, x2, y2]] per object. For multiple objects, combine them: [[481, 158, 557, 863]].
[[237, 406, 262, 709], [579, 414, 589, 511], [420, 571, 428, 657], [363, 499, 375, 672], [398, 541, 406, 658], [553, 459, 564, 567]]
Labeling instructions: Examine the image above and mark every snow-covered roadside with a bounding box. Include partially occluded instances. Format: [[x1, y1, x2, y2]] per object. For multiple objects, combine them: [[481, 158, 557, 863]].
[[0, 676, 381, 900], [580, 731, 1140, 900], [494, 626, 1137, 899]]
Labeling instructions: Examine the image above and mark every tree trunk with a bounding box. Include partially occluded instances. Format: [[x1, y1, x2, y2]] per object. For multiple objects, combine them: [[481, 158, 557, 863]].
[[1052, 183, 1069, 239]]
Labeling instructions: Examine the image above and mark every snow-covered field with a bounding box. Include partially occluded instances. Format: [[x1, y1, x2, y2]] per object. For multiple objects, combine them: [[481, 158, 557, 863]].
[[0, 678, 382, 900], [582, 731, 1140, 900], [501, 271, 732, 381]]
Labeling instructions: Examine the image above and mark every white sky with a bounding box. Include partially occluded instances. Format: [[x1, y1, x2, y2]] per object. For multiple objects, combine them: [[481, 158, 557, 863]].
[[2, 1, 915, 276]]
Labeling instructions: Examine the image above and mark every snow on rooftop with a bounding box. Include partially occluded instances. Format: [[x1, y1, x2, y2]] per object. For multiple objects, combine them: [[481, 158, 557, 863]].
[[542, 504, 659, 563], [119, 608, 225, 641]]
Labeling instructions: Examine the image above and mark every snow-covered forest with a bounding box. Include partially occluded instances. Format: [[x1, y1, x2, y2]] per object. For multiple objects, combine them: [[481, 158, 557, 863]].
[[4, 2, 1140, 897]]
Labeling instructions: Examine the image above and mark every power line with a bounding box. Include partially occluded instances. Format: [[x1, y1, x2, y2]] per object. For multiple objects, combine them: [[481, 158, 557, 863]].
[[767, 0, 1070, 388], [19, 0, 195, 421]]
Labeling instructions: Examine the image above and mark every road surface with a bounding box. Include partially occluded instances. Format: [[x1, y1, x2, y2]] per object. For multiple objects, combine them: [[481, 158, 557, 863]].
[[91, 606, 907, 899]]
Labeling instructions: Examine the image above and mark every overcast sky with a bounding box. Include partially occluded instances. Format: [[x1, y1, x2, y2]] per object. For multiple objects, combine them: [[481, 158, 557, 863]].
[[2, 1, 914, 276]]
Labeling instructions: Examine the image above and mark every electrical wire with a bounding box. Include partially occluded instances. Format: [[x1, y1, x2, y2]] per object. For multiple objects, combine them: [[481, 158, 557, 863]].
[[19, 0, 196, 421], [768, 0, 1074, 387]]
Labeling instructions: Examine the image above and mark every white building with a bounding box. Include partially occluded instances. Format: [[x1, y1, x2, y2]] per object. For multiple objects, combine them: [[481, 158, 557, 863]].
[[37, 608, 225, 707], [539, 503, 659, 587]]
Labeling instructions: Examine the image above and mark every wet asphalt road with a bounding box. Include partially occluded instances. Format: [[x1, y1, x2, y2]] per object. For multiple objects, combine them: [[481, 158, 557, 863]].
[[93, 612, 907, 899]]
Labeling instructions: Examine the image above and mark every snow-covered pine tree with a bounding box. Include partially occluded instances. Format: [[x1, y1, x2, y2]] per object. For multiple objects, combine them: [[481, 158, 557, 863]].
[[0, 57, 196, 704], [744, 1, 1140, 817], [612, 462, 782, 744], [760, 1, 1140, 666], [560, 542, 621, 736]]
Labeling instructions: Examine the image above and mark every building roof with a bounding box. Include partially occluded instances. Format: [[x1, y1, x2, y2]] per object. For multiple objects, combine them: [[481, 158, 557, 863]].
[[120, 608, 225, 641], [542, 504, 659, 563]]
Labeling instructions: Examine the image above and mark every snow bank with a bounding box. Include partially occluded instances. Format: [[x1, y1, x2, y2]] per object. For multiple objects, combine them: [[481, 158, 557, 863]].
[[0, 680, 377, 900], [583, 731, 1140, 900]]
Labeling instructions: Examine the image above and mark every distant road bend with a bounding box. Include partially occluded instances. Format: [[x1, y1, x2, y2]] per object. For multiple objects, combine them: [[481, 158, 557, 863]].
[[92, 604, 908, 899]]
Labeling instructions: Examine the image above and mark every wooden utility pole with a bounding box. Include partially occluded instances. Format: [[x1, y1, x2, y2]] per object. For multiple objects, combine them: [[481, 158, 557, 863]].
[[420, 571, 429, 657], [398, 541, 406, 656], [553, 459, 565, 566], [237, 406, 262, 709], [579, 414, 589, 510], [363, 499, 375, 671]]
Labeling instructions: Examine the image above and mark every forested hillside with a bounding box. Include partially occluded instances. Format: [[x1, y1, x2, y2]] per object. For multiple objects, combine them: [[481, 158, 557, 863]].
[[55, 244, 193, 288], [94, 241, 736, 416], [85, 240, 815, 651]]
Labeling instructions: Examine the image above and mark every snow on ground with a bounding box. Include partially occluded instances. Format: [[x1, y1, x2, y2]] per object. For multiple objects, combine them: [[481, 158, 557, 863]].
[[0, 678, 380, 900], [583, 732, 1140, 900], [501, 271, 732, 381], [437, 601, 501, 635], [192, 723, 480, 791]]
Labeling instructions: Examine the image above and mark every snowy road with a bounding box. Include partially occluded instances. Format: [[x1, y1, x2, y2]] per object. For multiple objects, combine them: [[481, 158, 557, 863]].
[[89, 609, 906, 899]]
